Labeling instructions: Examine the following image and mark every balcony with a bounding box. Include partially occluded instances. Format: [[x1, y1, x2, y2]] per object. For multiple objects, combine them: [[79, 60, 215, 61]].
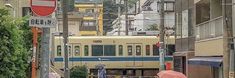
[[195, 16, 223, 56], [79, 26, 96, 31], [83, 12, 97, 17], [75, 0, 102, 4], [195, 16, 223, 41]]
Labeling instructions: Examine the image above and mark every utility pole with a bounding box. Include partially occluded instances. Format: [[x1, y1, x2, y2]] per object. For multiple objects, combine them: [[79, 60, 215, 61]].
[[231, 0, 235, 78], [124, 0, 128, 35], [40, 28, 50, 78], [95, 0, 99, 36], [223, 0, 233, 78], [118, 0, 121, 36], [159, 0, 165, 71], [62, 0, 69, 77]]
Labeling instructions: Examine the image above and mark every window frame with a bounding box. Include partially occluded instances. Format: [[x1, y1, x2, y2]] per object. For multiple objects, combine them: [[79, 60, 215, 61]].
[[57, 45, 62, 56], [136, 45, 141, 56], [146, 45, 150, 56], [84, 45, 89, 56], [74, 46, 80, 56], [104, 45, 116, 56], [127, 45, 133, 56], [92, 45, 104, 56], [118, 45, 123, 56], [153, 45, 159, 56]]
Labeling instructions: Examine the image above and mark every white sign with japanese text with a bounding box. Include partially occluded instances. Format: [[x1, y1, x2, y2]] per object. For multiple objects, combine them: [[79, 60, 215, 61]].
[[29, 16, 57, 28]]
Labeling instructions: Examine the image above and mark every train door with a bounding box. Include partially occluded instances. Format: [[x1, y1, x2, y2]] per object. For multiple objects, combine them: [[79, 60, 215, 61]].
[[125, 43, 143, 67], [134, 44, 143, 67]]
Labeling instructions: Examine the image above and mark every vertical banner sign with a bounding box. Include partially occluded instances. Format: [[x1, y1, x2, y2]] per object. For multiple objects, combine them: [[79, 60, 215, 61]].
[[159, 42, 165, 70]]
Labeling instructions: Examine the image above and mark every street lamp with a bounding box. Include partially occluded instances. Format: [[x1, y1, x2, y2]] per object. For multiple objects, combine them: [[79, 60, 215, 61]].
[[4, 3, 15, 17]]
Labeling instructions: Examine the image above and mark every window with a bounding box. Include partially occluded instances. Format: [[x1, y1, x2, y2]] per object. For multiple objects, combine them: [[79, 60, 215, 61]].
[[57, 45, 61, 56], [104, 45, 116, 56], [91, 45, 116, 56], [166, 45, 175, 55], [146, 45, 150, 56], [22, 7, 32, 16], [128, 46, 132, 56], [119, 45, 123, 56], [182, 10, 188, 38], [82, 20, 96, 27], [153, 45, 159, 56], [164, 2, 174, 12], [136, 45, 141, 56], [74, 46, 80, 56], [84, 45, 89, 56], [176, 13, 182, 38], [85, 9, 94, 13], [92, 45, 103, 56], [68, 46, 71, 56]]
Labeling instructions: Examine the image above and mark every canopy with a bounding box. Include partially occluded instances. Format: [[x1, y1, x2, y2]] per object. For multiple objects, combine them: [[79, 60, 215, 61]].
[[188, 57, 222, 67]]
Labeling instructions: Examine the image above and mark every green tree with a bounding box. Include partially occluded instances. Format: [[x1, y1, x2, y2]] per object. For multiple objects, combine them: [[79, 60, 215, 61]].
[[147, 24, 159, 31], [0, 8, 32, 77], [70, 65, 88, 78], [103, 0, 120, 34]]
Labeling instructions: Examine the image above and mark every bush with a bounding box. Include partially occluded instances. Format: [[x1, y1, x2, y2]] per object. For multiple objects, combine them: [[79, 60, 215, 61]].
[[70, 65, 88, 78]]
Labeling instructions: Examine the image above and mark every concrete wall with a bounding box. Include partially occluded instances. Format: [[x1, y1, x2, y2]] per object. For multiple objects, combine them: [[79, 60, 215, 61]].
[[195, 37, 224, 56]]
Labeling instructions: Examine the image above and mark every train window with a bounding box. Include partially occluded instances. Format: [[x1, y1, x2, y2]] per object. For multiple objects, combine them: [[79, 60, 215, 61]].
[[127, 45, 132, 56], [57, 45, 61, 56], [74, 46, 80, 56], [104, 45, 116, 56], [68, 46, 71, 56], [153, 45, 159, 56], [146, 45, 150, 56], [84, 45, 89, 56], [166, 45, 175, 55], [92, 45, 103, 56], [119, 45, 123, 56], [136, 45, 141, 56]]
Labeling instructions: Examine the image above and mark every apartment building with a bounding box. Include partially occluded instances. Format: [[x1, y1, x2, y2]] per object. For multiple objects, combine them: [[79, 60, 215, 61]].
[[74, 0, 103, 36], [107, 0, 175, 36], [0, 0, 32, 17], [174, 0, 234, 78], [173, 0, 195, 76]]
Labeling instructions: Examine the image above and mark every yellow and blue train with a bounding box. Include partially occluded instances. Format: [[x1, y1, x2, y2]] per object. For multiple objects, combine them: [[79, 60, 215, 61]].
[[52, 36, 175, 76]]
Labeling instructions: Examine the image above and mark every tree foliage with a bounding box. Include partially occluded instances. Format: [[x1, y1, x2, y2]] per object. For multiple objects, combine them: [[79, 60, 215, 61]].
[[0, 8, 32, 77], [103, 0, 120, 34], [147, 24, 159, 31], [70, 65, 88, 78]]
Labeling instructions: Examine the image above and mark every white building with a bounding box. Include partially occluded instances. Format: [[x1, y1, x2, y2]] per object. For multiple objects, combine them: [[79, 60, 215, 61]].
[[107, 0, 175, 36]]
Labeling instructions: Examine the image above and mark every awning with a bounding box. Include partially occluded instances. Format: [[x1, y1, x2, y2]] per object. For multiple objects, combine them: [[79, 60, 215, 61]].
[[188, 57, 222, 67]]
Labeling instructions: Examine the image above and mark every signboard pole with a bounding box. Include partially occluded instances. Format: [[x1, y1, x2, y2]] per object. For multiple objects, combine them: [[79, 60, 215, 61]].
[[30, 0, 56, 77], [31, 27, 38, 78]]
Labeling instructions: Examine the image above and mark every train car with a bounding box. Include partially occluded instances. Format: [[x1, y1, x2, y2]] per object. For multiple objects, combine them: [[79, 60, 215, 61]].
[[52, 36, 175, 77]]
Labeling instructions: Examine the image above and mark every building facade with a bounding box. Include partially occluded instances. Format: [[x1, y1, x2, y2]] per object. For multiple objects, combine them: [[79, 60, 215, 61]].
[[174, 0, 233, 78], [107, 0, 175, 36], [74, 0, 103, 36], [174, 0, 195, 76], [0, 0, 32, 17]]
